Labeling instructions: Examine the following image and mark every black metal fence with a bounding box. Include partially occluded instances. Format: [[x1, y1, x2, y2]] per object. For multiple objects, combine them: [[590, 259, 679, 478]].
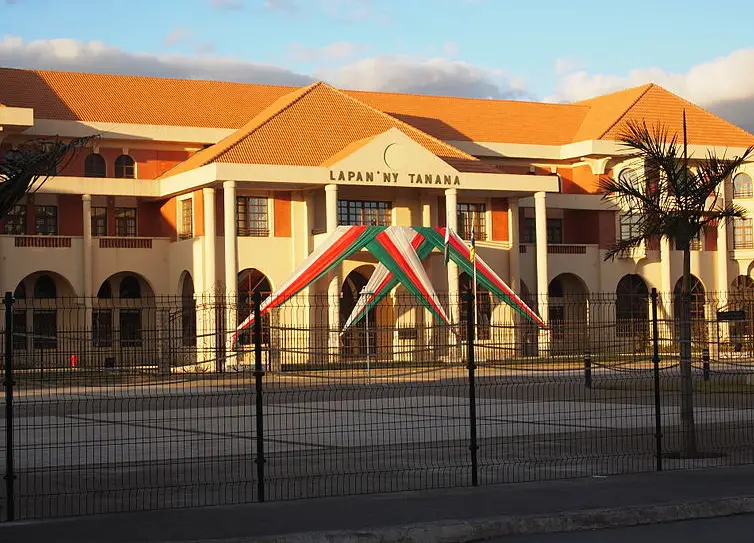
[[2, 288, 754, 521]]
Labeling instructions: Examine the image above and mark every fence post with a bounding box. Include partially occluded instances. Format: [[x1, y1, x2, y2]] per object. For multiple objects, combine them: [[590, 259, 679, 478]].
[[465, 291, 479, 487], [650, 288, 663, 472], [253, 290, 266, 502], [583, 352, 592, 389], [3, 291, 15, 521]]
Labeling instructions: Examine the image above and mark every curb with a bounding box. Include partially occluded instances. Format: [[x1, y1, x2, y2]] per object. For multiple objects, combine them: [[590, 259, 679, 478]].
[[178, 496, 754, 543]]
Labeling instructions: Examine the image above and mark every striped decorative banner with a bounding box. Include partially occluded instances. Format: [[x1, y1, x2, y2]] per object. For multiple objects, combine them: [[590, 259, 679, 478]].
[[414, 226, 546, 328], [229, 225, 383, 349], [341, 227, 436, 334], [363, 227, 452, 329]]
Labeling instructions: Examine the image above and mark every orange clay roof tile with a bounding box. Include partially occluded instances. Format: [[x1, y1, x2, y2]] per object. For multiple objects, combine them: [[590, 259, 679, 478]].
[[0, 67, 296, 128], [599, 85, 754, 147], [161, 82, 496, 177], [1, 67, 753, 151], [347, 90, 589, 145]]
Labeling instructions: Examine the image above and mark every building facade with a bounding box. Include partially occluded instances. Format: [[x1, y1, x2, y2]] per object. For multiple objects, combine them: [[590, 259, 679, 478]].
[[1, 67, 754, 368]]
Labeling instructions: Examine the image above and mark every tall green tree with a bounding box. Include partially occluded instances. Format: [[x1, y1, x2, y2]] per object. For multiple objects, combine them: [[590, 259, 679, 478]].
[[601, 112, 753, 456], [0, 136, 95, 220]]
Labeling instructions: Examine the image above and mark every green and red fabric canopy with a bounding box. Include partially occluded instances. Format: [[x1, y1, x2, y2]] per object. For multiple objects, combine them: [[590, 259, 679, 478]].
[[229, 225, 544, 350]]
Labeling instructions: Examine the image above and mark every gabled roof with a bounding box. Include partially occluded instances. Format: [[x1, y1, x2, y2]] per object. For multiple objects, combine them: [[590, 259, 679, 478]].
[[1, 67, 753, 150], [574, 84, 754, 147], [0, 67, 295, 128], [161, 81, 495, 177], [349, 91, 589, 145]]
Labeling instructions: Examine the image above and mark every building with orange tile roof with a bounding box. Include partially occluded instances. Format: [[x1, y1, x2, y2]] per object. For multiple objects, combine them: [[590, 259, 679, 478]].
[[1, 66, 753, 369]]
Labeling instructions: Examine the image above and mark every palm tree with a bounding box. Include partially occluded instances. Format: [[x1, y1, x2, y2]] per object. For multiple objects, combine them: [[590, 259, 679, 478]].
[[601, 112, 753, 456], [0, 136, 95, 220]]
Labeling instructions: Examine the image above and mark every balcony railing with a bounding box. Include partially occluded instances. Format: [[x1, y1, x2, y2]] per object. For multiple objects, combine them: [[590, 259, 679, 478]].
[[14, 236, 71, 248], [519, 244, 588, 254], [99, 237, 153, 249]]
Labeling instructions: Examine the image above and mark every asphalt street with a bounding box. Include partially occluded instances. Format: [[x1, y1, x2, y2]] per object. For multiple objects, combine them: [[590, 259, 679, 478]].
[[1, 369, 753, 519], [494, 513, 754, 542]]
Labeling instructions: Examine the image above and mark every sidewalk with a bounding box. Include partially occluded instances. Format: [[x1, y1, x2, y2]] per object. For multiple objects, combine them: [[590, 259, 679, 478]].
[[2, 466, 754, 542]]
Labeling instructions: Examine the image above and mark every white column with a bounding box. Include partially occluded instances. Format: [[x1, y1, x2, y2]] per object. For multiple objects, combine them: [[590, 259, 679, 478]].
[[534, 192, 550, 355], [534, 192, 549, 323], [717, 219, 730, 295], [202, 187, 218, 369], [445, 188, 459, 324], [223, 181, 238, 365], [203, 188, 217, 293], [82, 195, 93, 345], [325, 184, 340, 356], [223, 182, 238, 293]]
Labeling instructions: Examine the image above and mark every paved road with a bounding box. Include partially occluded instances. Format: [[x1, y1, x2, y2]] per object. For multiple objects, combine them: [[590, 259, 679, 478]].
[[494, 514, 754, 542], [1, 370, 753, 519]]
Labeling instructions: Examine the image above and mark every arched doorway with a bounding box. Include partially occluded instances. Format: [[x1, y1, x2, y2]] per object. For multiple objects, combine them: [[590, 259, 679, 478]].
[[12, 271, 76, 356], [340, 268, 376, 358], [459, 272, 492, 340], [180, 272, 197, 347], [237, 268, 272, 345], [92, 272, 156, 368], [728, 275, 754, 351], [673, 275, 707, 347], [548, 273, 589, 355], [615, 274, 650, 350]]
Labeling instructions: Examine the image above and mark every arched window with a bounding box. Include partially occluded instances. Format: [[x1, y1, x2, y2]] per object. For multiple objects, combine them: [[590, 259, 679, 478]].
[[119, 275, 142, 347], [93, 280, 113, 347], [729, 275, 754, 347], [733, 173, 753, 199], [459, 273, 492, 341], [181, 273, 196, 347], [119, 275, 141, 299], [32, 275, 57, 349], [33, 275, 57, 299], [12, 282, 27, 351], [618, 167, 639, 187], [84, 153, 107, 177], [114, 155, 136, 179], [615, 274, 649, 341], [237, 268, 272, 346]]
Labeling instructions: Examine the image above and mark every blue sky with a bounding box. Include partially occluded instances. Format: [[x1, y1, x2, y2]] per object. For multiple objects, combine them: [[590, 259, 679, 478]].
[[2, 0, 754, 127]]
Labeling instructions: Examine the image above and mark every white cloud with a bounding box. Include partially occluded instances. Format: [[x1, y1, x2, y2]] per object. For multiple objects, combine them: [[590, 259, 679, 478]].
[[0, 36, 528, 101], [0, 35, 315, 86], [442, 41, 459, 58], [554, 57, 585, 76], [325, 56, 529, 100], [164, 27, 193, 47], [287, 41, 364, 63], [548, 48, 754, 132]]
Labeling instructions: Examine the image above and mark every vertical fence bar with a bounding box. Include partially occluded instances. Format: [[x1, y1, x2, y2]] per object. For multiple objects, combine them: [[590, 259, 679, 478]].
[[650, 288, 663, 472], [3, 291, 15, 521], [465, 291, 479, 487], [253, 290, 266, 502], [583, 352, 592, 389]]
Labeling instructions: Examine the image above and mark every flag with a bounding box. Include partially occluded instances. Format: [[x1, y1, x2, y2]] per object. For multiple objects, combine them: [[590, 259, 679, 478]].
[[443, 226, 451, 265], [469, 228, 476, 263]]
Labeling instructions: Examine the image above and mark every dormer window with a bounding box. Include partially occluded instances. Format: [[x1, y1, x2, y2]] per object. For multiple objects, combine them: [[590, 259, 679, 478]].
[[114, 155, 136, 179]]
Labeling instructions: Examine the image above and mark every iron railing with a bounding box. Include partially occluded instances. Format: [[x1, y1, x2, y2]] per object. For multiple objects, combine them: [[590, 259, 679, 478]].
[[1, 289, 754, 520]]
